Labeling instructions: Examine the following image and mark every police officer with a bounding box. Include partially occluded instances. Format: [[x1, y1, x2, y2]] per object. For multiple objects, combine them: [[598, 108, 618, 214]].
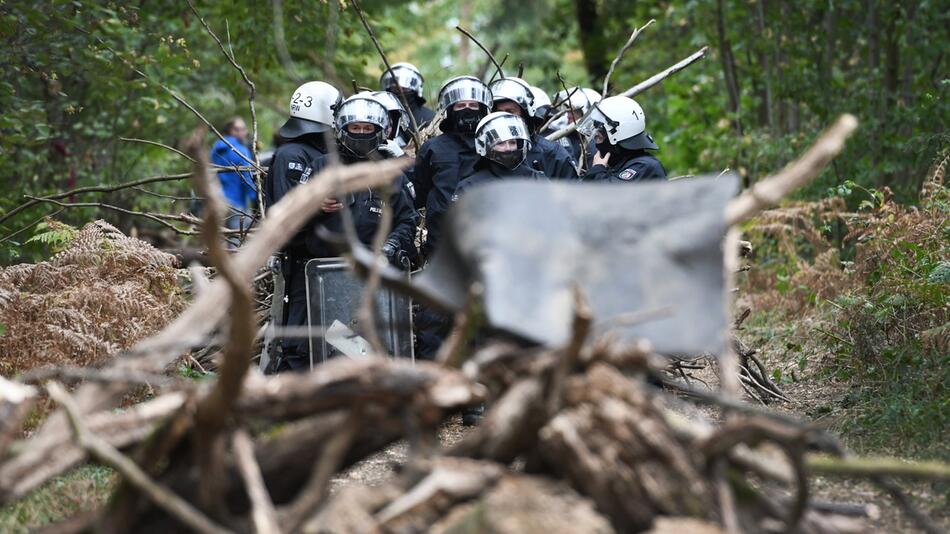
[[454, 112, 547, 198], [365, 91, 421, 215], [264, 81, 342, 372], [380, 62, 435, 144], [412, 75, 492, 259], [306, 94, 418, 266], [489, 77, 577, 180], [576, 95, 667, 183], [550, 87, 601, 172], [411, 75, 492, 361]]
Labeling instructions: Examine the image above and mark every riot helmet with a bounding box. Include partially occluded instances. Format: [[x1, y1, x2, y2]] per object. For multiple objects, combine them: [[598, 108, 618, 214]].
[[475, 112, 531, 170], [438, 76, 492, 134], [278, 81, 343, 139], [529, 85, 553, 121], [489, 77, 535, 118], [380, 62, 425, 100], [575, 95, 658, 151], [366, 90, 410, 143], [553, 87, 602, 123], [334, 95, 390, 159]]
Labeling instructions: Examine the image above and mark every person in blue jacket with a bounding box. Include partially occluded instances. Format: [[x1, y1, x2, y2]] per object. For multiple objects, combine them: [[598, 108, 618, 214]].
[[211, 116, 256, 246]]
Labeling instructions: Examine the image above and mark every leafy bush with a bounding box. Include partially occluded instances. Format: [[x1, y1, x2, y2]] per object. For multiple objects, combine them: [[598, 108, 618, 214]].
[[740, 152, 949, 457]]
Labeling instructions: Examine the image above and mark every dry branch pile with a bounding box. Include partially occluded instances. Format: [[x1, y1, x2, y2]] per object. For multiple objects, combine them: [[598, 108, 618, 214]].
[[0, 220, 184, 376]]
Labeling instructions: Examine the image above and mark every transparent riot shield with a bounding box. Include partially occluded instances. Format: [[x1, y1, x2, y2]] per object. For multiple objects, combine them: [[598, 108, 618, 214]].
[[304, 258, 414, 366]]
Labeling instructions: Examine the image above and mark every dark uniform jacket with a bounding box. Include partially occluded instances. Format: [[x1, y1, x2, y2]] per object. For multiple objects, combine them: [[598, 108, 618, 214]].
[[529, 134, 578, 180], [411, 132, 479, 258], [584, 150, 667, 183], [263, 136, 327, 253], [265, 139, 416, 259], [454, 159, 548, 198]]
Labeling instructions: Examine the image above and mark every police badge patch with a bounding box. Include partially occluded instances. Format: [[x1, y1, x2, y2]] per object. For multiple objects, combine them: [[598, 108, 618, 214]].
[[618, 169, 637, 181]]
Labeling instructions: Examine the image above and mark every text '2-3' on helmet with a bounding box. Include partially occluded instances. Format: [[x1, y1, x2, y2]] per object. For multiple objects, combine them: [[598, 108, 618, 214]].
[[575, 95, 658, 151], [334, 95, 391, 158], [475, 112, 532, 169], [437, 76, 493, 112], [278, 81, 343, 139], [380, 62, 425, 99], [365, 91, 410, 142], [553, 86, 602, 114], [489, 77, 536, 117]]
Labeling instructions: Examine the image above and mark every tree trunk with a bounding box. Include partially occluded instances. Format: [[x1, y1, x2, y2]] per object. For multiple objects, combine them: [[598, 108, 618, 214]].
[[715, 0, 742, 135], [752, 0, 775, 133], [574, 0, 609, 85]]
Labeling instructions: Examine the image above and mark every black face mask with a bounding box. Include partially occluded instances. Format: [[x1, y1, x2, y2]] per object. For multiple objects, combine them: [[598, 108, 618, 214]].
[[595, 139, 623, 163], [452, 107, 484, 134], [341, 131, 381, 158], [489, 147, 526, 170]]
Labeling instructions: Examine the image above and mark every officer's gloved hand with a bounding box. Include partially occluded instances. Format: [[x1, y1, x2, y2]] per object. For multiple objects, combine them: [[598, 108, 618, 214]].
[[381, 239, 408, 269], [377, 140, 405, 159]]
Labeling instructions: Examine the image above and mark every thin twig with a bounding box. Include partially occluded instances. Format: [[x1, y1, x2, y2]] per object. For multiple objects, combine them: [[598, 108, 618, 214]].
[[601, 19, 655, 97], [356, 185, 393, 355], [119, 137, 196, 162], [487, 53, 510, 84], [232, 430, 281, 534], [350, 0, 422, 150], [456, 25, 505, 80], [46, 382, 233, 534], [186, 0, 265, 218], [546, 287, 592, 416]]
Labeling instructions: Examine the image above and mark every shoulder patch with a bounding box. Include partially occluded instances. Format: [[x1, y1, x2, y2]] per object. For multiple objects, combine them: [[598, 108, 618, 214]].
[[618, 169, 637, 181], [298, 166, 313, 183], [288, 161, 304, 171], [405, 181, 416, 200]]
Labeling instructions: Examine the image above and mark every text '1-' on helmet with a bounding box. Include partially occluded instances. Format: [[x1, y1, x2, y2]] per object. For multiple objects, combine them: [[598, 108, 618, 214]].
[[380, 62, 424, 99], [278, 81, 343, 139], [334, 95, 391, 158], [575, 95, 658, 151], [475, 112, 531, 169]]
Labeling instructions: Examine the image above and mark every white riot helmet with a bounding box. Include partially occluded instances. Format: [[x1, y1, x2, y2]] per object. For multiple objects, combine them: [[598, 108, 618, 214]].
[[278, 81, 342, 139], [379, 62, 425, 99], [367, 91, 410, 143], [438, 76, 493, 111], [575, 95, 658, 151], [475, 112, 531, 169], [529, 86, 552, 121], [553, 86, 602, 114], [489, 77, 535, 117], [334, 95, 391, 158]]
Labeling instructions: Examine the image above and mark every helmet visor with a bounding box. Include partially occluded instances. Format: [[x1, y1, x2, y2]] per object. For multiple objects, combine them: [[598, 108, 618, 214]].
[[335, 98, 390, 131], [575, 104, 610, 138], [439, 78, 492, 110], [480, 114, 530, 149]]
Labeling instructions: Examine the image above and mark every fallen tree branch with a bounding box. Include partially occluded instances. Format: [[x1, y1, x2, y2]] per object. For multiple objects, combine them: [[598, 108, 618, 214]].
[[547, 46, 709, 142], [47, 382, 232, 534], [602, 19, 655, 97], [806, 454, 950, 482]]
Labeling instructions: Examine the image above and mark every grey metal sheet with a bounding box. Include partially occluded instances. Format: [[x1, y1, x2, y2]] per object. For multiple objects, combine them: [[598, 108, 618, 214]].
[[414, 176, 738, 357]]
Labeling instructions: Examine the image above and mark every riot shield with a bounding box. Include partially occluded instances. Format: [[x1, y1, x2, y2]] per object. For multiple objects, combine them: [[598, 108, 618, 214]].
[[304, 258, 414, 365]]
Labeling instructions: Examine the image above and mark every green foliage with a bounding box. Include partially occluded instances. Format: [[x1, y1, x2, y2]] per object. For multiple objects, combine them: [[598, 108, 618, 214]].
[[23, 220, 77, 254], [177, 363, 216, 381], [0, 465, 115, 533]]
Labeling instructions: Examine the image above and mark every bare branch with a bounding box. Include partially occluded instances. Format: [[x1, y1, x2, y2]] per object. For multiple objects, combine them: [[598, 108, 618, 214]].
[[350, 0, 422, 150], [233, 430, 281, 534], [46, 382, 232, 534], [806, 455, 950, 482], [456, 25, 505, 80], [120, 137, 196, 162], [602, 19, 655, 97]]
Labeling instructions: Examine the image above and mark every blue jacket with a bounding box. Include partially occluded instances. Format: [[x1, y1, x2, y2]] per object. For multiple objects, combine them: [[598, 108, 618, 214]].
[[211, 136, 257, 209]]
